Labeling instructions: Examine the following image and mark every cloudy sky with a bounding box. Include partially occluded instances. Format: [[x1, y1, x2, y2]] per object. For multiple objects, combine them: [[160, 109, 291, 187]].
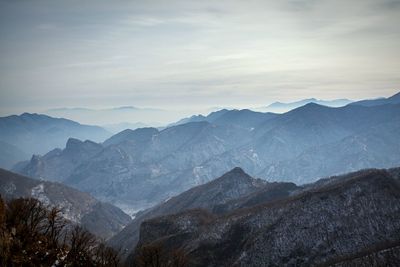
[[0, 0, 399, 116]]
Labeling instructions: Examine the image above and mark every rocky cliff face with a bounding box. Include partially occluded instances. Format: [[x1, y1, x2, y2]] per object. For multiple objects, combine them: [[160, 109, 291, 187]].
[[132, 168, 400, 266], [0, 168, 131, 240], [18, 138, 103, 182]]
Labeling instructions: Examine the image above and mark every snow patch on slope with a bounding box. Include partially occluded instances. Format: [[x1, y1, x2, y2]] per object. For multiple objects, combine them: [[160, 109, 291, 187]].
[[2, 182, 16, 196], [31, 183, 50, 206]]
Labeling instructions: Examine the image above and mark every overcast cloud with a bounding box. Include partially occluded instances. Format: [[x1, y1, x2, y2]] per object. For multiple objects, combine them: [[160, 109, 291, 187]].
[[0, 0, 399, 115]]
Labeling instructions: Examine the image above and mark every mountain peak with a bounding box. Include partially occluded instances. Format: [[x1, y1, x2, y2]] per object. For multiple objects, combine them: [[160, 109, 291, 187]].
[[20, 112, 50, 119], [66, 138, 83, 149], [30, 154, 42, 163], [227, 167, 247, 175], [64, 138, 87, 156], [265, 98, 352, 112], [103, 127, 159, 146], [303, 102, 322, 107], [288, 102, 328, 114], [213, 167, 255, 185]]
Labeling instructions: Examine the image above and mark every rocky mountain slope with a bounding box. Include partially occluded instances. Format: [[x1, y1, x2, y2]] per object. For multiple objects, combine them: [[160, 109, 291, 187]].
[[17, 138, 104, 182], [260, 119, 400, 183], [15, 93, 400, 209], [108, 167, 299, 259], [0, 113, 110, 168], [17, 121, 254, 207], [132, 167, 400, 266], [0, 168, 131, 240], [201, 102, 400, 184]]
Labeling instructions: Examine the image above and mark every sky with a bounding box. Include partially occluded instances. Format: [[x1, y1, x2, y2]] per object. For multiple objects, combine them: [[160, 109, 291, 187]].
[[0, 0, 399, 116]]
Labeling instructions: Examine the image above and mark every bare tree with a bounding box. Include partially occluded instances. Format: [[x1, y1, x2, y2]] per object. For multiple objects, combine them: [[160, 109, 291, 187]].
[[63, 225, 97, 267], [169, 249, 189, 267], [135, 244, 189, 267], [1, 197, 123, 266], [135, 244, 164, 267], [44, 206, 67, 247], [7, 198, 47, 242], [0, 195, 10, 266], [95, 242, 121, 267]]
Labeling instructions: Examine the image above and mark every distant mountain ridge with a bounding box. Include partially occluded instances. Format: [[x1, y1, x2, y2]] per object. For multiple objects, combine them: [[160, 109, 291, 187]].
[[0, 168, 131, 240], [0, 113, 110, 169], [262, 97, 353, 113], [15, 93, 400, 210], [169, 108, 277, 129], [45, 105, 187, 126], [350, 91, 400, 107]]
